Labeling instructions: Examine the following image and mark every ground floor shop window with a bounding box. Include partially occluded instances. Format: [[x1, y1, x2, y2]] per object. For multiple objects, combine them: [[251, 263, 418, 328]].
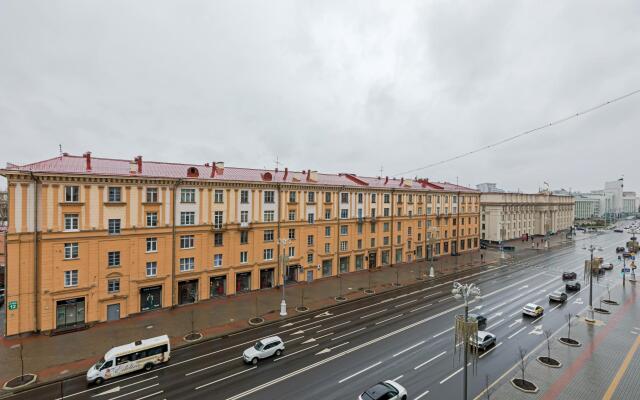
[[339, 257, 349, 273], [260, 269, 274, 289], [443, 242, 449, 254], [355, 255, 364, 270], [178, 280, 198, 305], [140, 286, 162, 311], [210, 276, 227, 297], [286, 265, 300, 283], [368, 252, 377, 269], [395, 249, 402, 263], [56, 297, 85, 330], [322, 260, 332, 277], [236, 272, 251, 293], [416, 245, 423, 259], [382, 250, 390, 265]]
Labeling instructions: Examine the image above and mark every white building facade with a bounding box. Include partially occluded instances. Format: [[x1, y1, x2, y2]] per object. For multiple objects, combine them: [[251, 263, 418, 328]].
[[480, 192, 575, 242]]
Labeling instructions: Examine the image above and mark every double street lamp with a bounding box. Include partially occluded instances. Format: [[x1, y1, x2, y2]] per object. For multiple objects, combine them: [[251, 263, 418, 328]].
[[452, 282, 481, 400], [278, 238, 291, 317], [582, 243, 601, 322]]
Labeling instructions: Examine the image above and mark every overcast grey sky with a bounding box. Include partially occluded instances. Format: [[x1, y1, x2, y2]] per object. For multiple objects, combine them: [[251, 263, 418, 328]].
[[1, 0, 639, 192]]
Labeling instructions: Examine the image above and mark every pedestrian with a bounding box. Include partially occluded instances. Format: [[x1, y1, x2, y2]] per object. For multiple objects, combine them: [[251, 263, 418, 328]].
[[480, 253, 484, 264]]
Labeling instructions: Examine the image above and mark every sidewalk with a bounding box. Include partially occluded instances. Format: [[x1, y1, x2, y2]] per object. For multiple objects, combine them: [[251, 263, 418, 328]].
[[486, 275, 640, 400], [0, 233, 576, 390]]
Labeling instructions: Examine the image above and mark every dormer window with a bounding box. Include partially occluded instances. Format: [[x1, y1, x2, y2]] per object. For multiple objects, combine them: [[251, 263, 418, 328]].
[[187, 167, 199, 177]]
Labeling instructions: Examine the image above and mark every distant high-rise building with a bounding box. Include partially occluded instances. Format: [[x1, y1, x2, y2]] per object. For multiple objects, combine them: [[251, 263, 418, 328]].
[[476, 183, 504, 193]]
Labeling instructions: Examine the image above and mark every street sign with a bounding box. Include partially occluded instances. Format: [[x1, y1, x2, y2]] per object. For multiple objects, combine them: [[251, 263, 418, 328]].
[[8, 301, 17, 310], [622, 268, 631, 273]]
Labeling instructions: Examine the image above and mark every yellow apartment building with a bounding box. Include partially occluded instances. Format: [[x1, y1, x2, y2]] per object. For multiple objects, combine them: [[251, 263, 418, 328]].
[[1, 153, 480, 335]]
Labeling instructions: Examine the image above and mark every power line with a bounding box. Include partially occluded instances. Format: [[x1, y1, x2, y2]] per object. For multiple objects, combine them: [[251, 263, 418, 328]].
[[393, 88, 640, 176]]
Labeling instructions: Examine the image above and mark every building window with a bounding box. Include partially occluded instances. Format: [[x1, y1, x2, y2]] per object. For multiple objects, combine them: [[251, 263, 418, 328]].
[[325, 209, 331, 220], [340, 241, 348, 251], [107, 279, 120, 293], [64, 243, 78, 259], [240, 190, 249, 204], [288, 210, 296, 221], [289, 192, 297, 203], [263, 210, 275, 222], [64, 214, 79, 231], [264, 249, 273, 261], [397, 207, 402, 216], [146, 261, 157, 277], [371, 238, 376, 247], [408, 227, 412, 236], [383, 208, 390, 217], [371, 223, 376, 233], [288, 247, 295, 257], [308, 213, 315, 224], [214, 254, 223, 267], [340, 225, 348, 235], [214, 190, 224, 204], [307, 235, 314, 245], [340, 209, 348, 219], [308, 192, 315, 203], [383, 222, 390, 232], [383, 194, 390, 204], [214, 211, 223, 228], [307, 253, 314, 263], [325, 226, 331, 237], [371, 193, 377, 203], [180, 257, 195, 271], [397, 222, 402, 230], [240, 251, 248, 263], [108, 251, 120, 267], [240, 210, 249, 223], [358, 193, 363, 204], [180, 212, 195, 225], [264, 230, 274, 242], [264, 191, 275, 204], [146, 187, 158, 203], [181, 188, 195, 203], [288, 228, 296, 240], [371, 208, 376, 218], [240, 231, 249, 245], [324, 243, 331, 253], [146, 212, 158, 227], [146, 237, 157, 252], [64, 270, 78, 287], [108, 219, 121, 234], [384, 237, 389, 245], [357, 239, 362, 249], [180, 235, 194, 249], [214, 232, 223, 246], [341, 193, 349, 203], [64, 186, 79, 202], [357, 223, 363, 234], [108, 187, 121, 202], [397, 235, 402, 244]]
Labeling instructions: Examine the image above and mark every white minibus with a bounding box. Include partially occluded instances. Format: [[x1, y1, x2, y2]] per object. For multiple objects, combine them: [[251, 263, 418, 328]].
[[86, 334, 170, 385]]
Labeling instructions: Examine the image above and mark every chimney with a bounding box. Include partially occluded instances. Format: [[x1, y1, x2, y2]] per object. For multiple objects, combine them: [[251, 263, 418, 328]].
[[400, 177, 404, 186], [83, 151, 92, 171], [283, 167, 288, 180], [129, 160, 136, 174], [135, 155, 142, 173], [384, 176, 389, 184], [211, 162, 216, 177], [211, 161, 224, 177]]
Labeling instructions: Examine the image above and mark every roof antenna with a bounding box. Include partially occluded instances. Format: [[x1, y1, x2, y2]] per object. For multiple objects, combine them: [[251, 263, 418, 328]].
[[379, 165, 384, 177], [59, 144, 63, 157], [274, 155, 282, 171]]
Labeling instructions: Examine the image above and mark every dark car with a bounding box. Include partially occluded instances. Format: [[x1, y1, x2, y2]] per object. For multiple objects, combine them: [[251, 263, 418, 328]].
[[468, 313, 487, 330], [616, 247, 626, 253], [562, 271, 577, 280], [566, 281, 581, 291], [0, 288, 4, 307]]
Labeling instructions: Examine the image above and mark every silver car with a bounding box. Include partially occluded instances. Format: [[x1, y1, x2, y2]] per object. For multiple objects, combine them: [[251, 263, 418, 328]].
[[243, 336, 284, 364], [358, 380, 407, 400], [470, 331, 496, 351]]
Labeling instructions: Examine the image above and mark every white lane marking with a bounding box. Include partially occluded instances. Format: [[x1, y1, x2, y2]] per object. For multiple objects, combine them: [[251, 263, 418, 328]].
[[92, 376, 158, 397], [331, 327, 366, 341], [395, 299, 418, 308], [550, 303, 562, 312], [438, 296, 454, 303], [338, 361, 382, 383], [360, 309, 387, 319], [410, 303, 433, 313], [195, 367, 257, 390], [132, 391, 163, 400], [392, 375, 404, 381], [290, 324, 322, 335], [415, 390, 430, 400], [509, 310, 522, 317], [316, 342, 350, 355], [280, 318, 311, 327], [508, 319, 522, 328], [433, 326, 453, 338], [317, 321, 351, 333], [423, 291, 443, 299], [393, 340, 426, 357], [273, 344, 319, 361], [486, 302, 506, 313], [302, 333, 334, 343], [185, 357, 240, 376], [107, 384, 159, 400], [485, 319, 505, 330], [479, 342, 503, 359], [375, 314, 403, 325], [439, 367, 463, 384], [414, 351, 447, 370], [530, 315, 544, 325], [507, 326, 527, 339]]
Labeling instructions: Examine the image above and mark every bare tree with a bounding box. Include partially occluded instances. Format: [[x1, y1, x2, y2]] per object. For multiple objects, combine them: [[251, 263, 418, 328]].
[[544, 329, 553, 360], [518, 346, 528, 382], [485, 374, 492, 400], [566, 313, 572, 339]]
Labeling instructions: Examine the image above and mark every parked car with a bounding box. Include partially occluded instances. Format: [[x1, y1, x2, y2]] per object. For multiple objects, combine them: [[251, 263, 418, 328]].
[[470, 331, 496, 351], [522, 303, 544, 317], [468, 313, 487, 330], [243, 336, 284, 364], [0, 288, 4, 307], [358, 381, 407, 400], [602, 263, 614, 271], [566, 281, 581, 291], [549, 290, 568, 302], [562, 271, 577, 280], [614, 229, 624, 233], [616, 247, 626, 253]]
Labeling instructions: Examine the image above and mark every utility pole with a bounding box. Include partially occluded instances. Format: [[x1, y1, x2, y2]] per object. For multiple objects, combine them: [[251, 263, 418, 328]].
[[278, 238, 290, 316], [452, 282, 481, 400]]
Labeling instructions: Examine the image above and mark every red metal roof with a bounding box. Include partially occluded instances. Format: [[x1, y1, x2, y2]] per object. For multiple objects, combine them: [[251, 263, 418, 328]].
[[3, 154, 478, 193]]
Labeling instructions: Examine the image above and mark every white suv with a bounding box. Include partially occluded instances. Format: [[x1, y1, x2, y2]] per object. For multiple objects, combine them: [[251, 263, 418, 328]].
[[522, 303, 544, 317], [243, 336, 284, 364]]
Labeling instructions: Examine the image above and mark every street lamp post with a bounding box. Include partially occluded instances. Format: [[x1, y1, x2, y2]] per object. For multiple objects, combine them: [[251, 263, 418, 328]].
[[428, 227, 437, 278], [278, 238, 290, 317], [452, 282, 481, 400], [583, 244, 600, 322]]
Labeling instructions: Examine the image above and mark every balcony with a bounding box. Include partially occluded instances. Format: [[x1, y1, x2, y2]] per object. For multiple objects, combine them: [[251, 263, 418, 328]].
[[212, 223, 226, 231], [239, 222, 250, 229]]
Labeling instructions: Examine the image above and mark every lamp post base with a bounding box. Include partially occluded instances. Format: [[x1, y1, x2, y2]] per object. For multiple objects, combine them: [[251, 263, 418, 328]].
[[429, 266, 435, 278], [280, 300, 287, 317]]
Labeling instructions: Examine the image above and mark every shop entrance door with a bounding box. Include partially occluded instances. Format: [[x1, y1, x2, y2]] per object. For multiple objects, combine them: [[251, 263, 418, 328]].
[[56, 298, 85, 330], [107, 304, 120, 321]]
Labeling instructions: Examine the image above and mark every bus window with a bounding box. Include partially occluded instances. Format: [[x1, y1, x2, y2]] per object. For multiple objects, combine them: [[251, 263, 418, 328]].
[[116, 356, 129, 365], [100, 360, 113, 370]]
